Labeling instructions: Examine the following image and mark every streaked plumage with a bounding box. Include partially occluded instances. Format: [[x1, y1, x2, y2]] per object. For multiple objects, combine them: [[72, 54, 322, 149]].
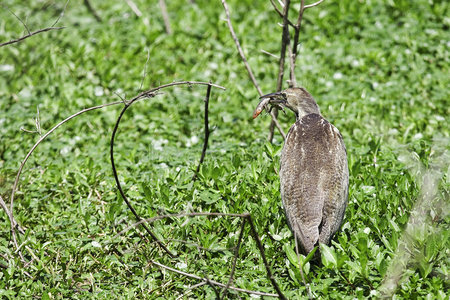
[[254, 87, 349, 254]]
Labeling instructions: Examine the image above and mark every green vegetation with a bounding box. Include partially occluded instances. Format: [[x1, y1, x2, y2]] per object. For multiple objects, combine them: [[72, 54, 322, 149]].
[[0, 0, 448, 298]]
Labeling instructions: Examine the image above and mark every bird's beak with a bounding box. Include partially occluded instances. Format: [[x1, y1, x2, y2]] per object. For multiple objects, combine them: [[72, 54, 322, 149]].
[[253, 92, 286, 119]]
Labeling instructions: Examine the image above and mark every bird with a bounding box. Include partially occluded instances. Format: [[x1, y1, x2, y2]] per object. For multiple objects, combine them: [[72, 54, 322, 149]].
[[253, 87, 349, 255]]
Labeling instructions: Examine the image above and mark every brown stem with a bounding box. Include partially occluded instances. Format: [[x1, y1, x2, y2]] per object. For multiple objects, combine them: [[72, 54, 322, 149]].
[[150, 259, 279, 297], [269, 0, 295, 27], [193, 84, 212, 181], [221, 0, 262, 96], [115, 211, 249, 237], [0, 27, 64, 48], [245, 214, 287, 299], [269, 0, 291, 142], [83, 0, 102, 22], [220, 218, 246, 299]]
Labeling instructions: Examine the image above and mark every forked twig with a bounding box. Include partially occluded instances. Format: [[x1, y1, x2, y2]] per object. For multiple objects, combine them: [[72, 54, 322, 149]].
[[269, 0, 291, 142], [269, 0, 294, 27], [115, 211, 286, 298], [221, 0, 262, 96], [268, 0, 326, 141], [0, 1, 68, 48], [221, 0, 285, 140], [0, 27, 64, 48]]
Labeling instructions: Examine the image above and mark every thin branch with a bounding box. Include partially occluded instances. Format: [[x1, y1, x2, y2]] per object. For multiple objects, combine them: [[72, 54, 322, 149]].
[[220, 218, 246, 299], [115, 212, 248, 238], [176, 282, 207, 300], [111, 93, 176, 258], [222, 0, 285, 140], [150, 259, 279, 297], [261, 49, 279, 59], [287, 42, 296, 87], [110, 82, 225, 258], [221, 0, 262, 96], [245, 214, 287, 299], [276, 0, 291, 92], [304, 0, 325, 9], [4, 6, 30, 34], [269, 0, 291, 142], [139, 49, 151, 92], [125, 0, 142, 17], [83, 0, 102, 22], [269, 0, 294, 27], [51, 0, 70, 27], [192, 84, 212, 181], [291, 0, 305, 64], [0, 27, 64, 48], [159, 0, 172, 34], [0, 195, 25, 262]]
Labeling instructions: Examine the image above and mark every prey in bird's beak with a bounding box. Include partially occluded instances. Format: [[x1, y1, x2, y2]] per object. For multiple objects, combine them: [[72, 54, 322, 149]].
[[252, 91, 287, 119]]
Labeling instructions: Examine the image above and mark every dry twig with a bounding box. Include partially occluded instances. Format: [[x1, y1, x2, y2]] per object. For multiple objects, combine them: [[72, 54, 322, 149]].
[[221, 0, 286, 140], [0, 1, 68, 47], [269, 0, 292, 142], [0, 27, 64, 48], [150, 259, 279, 297], [192, 84, 212, 181], [116, 211, 286, 298]]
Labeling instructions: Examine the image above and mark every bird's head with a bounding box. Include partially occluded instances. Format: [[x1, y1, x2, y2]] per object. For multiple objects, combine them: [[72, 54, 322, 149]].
[[253, 87, 320, 120]]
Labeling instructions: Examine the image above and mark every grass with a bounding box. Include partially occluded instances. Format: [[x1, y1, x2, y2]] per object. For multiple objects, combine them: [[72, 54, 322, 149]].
[[0, 0, 449, 298]]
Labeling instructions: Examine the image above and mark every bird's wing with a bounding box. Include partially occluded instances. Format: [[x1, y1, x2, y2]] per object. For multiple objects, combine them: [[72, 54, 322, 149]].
[[318, 122, 349, 245], [280, 113, 348, 254]]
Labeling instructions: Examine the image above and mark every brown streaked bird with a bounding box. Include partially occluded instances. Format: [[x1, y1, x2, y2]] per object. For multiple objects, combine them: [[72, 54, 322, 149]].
[[254, 87, 349, 255]]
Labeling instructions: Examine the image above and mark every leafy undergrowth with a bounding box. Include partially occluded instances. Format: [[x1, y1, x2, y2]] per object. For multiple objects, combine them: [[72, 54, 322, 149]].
[[0, 0, 448, 298]]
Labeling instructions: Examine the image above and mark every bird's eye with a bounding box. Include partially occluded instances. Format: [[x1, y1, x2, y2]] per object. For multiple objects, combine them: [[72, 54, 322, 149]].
[[281, 93, 287, 99]]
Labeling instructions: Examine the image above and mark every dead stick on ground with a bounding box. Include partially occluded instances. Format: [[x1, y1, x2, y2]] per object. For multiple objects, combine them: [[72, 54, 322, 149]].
[[115, 211, 285, 297], [150, 259, 279, 297], [221, 0, 285, 140], [193, 84, 212, 181]]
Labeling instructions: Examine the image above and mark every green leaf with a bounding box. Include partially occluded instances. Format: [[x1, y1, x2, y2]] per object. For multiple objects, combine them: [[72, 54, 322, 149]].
[[321, 243, 338, 268]]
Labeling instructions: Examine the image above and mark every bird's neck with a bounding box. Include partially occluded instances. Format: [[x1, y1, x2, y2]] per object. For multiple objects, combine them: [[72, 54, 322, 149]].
[[295, 103, 321, 121]]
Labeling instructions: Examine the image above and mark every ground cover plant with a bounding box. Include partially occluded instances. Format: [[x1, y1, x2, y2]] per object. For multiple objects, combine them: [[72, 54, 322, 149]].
[[0, 0, 448, 298]]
